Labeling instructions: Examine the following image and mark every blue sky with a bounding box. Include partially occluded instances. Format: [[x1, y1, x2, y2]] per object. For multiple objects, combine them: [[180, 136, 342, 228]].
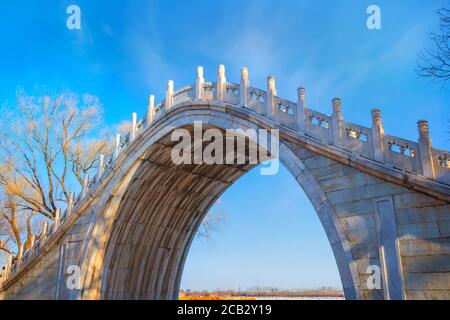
[[1, 1, 449, 290]]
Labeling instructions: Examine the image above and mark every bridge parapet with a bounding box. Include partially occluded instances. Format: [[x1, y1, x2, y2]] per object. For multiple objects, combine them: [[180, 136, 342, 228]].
[[1, 64, 449, 290]]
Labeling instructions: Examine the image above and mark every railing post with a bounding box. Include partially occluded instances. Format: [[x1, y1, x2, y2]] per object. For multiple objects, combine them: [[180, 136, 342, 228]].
[[195, 66, 204, 100], [67, 192, 74, 216], [165, 80, 173, 111], [266, 75, 277, 116], [41, 221, 48, 245], [82, 173, 89, 199], [114, 134, 121, 160], [297, 87, 306, 132], [6, 253, 12, 278], [147, 95, 155, 126], [131, 112, 137, 141], [371, 108, 385, 162], [17, 244, 24, 268], [216, 64, 226, 101], [97, 154, 104, 180], [332, 97, 343, 146], [5, 253, 13, 278], [29, 234, 36, 253], [54, 208, 61, 231], [417, 120, 435, 178], [240, 67, 249, 107]]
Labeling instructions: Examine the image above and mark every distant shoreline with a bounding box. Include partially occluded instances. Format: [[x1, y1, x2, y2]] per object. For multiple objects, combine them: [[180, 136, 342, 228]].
[[180, 289, 345, 300]]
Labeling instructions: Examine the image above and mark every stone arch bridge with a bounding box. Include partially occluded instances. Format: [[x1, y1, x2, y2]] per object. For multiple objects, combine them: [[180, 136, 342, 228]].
[[1, 65, 450, 300]]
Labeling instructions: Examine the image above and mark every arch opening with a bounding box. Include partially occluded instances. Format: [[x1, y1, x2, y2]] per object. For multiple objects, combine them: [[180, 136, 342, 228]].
[[78, 114, 360, 300], [180, 162, 344, 299]]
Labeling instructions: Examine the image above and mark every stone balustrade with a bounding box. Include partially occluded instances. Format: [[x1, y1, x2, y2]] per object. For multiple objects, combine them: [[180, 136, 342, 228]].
[[1, 64, 449, 288]]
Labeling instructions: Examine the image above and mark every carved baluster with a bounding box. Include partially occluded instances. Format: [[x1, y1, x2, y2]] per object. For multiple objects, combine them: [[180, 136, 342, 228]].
[[372, 109, 384, 162], [146, 95, 155, 126], [266, 75, 277, 116], [114, 134, 121, 160], [41, 221, 48, 246], [195, 66, 204, 100], [16, 244, 24, 268], [54, 208, 61, 231], [29, 234, 36, 254], [216, 64, 226, 101], [67, 192, 74, 216], [5, 253, 12, 279], [97, 154, 104, 180], [165, 80, 174, 111], [297, 87, 306, 132], [332, 98, 343, 146], [82, 173, 89, 199], [240, 67, 249, 107], [131, 112, 137, 141], [417, 120, 435, 178]]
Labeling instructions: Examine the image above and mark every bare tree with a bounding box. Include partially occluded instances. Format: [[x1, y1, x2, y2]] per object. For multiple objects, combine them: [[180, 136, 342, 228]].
[[0, 88, 225, 264], [0, 193, 35, 257], [417, 7, 450, 87], [197, 209, 226, 239], [0, 89, 111, 220]]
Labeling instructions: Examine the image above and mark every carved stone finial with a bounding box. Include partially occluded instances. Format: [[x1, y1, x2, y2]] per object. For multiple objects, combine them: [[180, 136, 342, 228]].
[[298, 87, 305, 101], [371, 108, 382, 126], [167, 80, 174, 90], [149, 95, 155, 107], [197, 66, 204, 79], [267, 75, 276, 92], [332, 98, 342, 117], [218, 64, 226, 78], [418, 120, 430, 139], [241, 67, 248, 80], [332, 97, 342, 114]]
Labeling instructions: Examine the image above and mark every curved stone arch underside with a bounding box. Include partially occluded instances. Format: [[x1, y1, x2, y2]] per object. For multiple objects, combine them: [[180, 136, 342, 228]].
[[76, 107, 361, 300], [3, 102, 450, 300]]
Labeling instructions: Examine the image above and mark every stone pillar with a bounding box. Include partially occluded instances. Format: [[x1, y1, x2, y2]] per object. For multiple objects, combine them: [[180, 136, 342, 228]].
[[41, 221, 48, 245], [114, 134, 121, 160], [417, 120, 435, 178], [332, 98, 343, 146], [195, 66, 204, 100], [82, 173, 89, 199], [374, 197, 405, 300], [131, 112, 137, 141], [297, 87, 306, 132], [240, 67, 249, 107], [371, 109, 385, 162], [266, 75, 277, 116], [165, 80, 174, 111], [147, 95, 155, 125], [216, 64, 226, 101], [54, 208, 61, 231], [97, 154, 104, 180]]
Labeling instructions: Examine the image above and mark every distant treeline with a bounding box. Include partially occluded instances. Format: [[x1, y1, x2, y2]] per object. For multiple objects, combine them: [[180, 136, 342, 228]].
[[180, 288, 344, 298]]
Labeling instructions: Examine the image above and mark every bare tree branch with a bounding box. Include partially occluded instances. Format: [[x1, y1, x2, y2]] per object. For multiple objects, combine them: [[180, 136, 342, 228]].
[[417, 7, 450, 87]]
